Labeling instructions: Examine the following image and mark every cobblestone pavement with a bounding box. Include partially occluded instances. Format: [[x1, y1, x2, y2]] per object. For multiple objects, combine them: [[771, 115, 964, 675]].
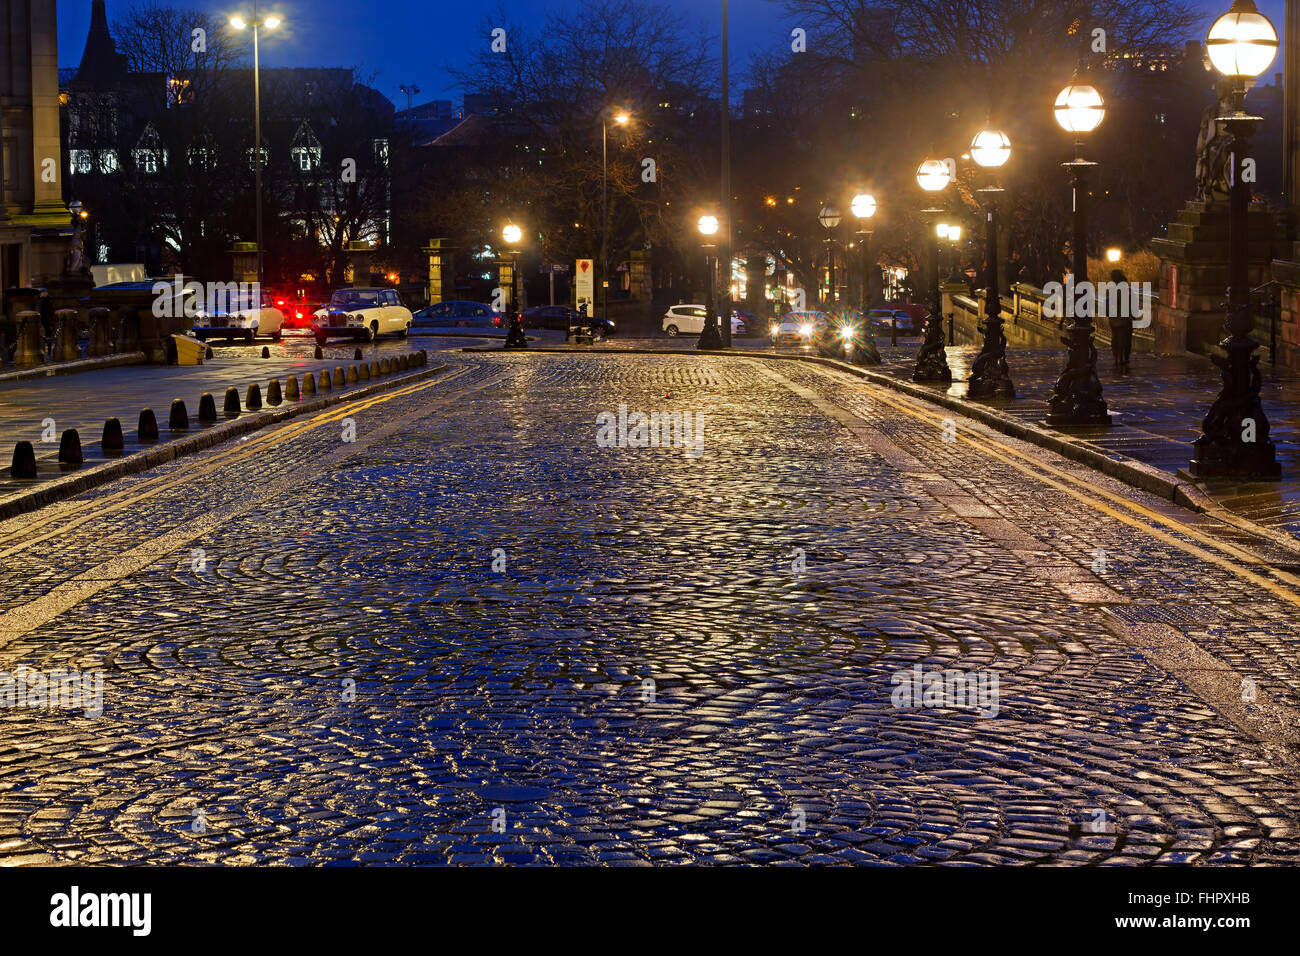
[[2, 351, 1300, 865]]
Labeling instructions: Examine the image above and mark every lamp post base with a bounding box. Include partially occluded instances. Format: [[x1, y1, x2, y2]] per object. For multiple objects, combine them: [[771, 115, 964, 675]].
[[503, 317, 528, 349], [912, 316, 952, 383], [697, 323, 724, 351], [966, 316, 1015, 399], [1045, 322, 1110, 426], [1188, 331, 1281, 480]]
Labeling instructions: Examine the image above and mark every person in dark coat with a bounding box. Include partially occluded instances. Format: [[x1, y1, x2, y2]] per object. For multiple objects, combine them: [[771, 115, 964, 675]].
[[1107, 268, 1133, 373]]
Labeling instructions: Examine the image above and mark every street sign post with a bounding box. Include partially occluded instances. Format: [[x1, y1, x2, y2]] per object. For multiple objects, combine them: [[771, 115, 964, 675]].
[[576, 259, 594, 315]]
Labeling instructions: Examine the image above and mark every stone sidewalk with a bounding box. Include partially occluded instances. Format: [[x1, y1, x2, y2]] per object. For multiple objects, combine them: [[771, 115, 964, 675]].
[[871, 341, 1300, 535]]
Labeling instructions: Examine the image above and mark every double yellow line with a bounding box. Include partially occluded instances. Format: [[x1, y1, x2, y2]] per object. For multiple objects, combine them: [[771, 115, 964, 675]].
[[0, 368, 464, 558], [859, 379, 1300, 609]]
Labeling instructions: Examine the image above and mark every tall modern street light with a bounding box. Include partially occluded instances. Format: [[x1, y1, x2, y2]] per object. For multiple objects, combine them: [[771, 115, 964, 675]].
[[696, 214, 723, 350], [230, 4, 282, 287], [1046, 80, 1110, 427], [1189, 0, 1281, 477], [966, 126, 1016, 399], [502, 222, 527, 349], [914, 158, 952, 383], [601, 109, 630, 328], [818, 204, 841, 308]]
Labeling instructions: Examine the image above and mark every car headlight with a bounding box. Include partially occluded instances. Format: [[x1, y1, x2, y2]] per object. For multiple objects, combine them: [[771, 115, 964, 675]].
[[799, 323, 812, 337], [769, 324, 780, 336], [839, 325, 854, 339]]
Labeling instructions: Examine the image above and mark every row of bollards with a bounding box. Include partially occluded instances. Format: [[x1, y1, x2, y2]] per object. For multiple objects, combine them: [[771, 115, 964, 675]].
[[9, 350, 429, 479]]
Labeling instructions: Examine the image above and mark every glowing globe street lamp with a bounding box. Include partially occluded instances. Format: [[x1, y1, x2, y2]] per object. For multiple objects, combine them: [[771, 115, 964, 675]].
[[913, 159, 952, 383], [1045, 80, 1110, 427], [696, 214, 724, 351], [1189, 0, 1282, 479], [502, 222, 527, 349], [966, 126, 1016, 399], [846, 192, 879, 365]]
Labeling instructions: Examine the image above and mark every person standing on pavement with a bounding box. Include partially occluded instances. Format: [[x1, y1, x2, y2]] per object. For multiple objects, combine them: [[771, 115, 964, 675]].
[[1108, 268, 1133, 373]]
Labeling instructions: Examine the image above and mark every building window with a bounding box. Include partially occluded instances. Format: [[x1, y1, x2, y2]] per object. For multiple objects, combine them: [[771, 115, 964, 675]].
[[188, 147, 216, 169], [247, 146, 270, 171], [293, 146, 320, 172], [373, 139, 389, 166]]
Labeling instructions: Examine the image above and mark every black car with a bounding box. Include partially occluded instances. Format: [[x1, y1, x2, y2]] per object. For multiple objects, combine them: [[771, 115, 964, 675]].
[[413, 300, 503, 328], [522, 305, 615, 336]]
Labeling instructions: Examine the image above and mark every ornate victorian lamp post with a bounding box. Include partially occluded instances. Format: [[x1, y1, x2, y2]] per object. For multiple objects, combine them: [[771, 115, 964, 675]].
[[696, 214, 724, 350], [1189, 0, 1282, 478], [1046, 80, 1110, 426], [601, 109, 630, 330], [966, 127, 1015, 398], [914, 158, 952, 383], [502, 222, 527, 349], [851, 192, 877, 311], [230, 5, 282, 286], [818, 204, 841, 308]]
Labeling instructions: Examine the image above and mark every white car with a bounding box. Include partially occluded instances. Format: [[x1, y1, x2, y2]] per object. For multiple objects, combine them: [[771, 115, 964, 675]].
[[192, 290, 284, 342], [313, 288, 413, 343], [769, 310, 826, 344], [662, 304, 745, 337]]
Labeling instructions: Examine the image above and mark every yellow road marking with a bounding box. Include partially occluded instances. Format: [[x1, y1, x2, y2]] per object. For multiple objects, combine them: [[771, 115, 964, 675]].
[[817, 367, 1300, 609]]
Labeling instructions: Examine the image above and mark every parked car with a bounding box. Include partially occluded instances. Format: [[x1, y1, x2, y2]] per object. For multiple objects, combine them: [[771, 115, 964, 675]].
[[867, 308, 916, 334], [312, 288, 412, 343], [662, 304, 746, 337], [193, 289, 284, 342], [413, 300, 502, 328], [730, 307, 760, 336], [522, 305, 615, 336], [769, 310, 827, 344]]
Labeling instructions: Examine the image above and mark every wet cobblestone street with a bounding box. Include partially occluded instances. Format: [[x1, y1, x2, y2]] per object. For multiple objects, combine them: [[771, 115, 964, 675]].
[[2, 351, 1299, 865]]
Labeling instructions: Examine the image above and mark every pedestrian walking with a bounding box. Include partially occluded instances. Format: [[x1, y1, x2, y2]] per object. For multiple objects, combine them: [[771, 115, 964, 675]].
[[1108, 268, 1133, 373]]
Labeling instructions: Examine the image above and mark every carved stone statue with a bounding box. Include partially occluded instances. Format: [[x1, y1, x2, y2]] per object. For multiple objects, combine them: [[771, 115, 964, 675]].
[[65, 226, 90, 276], [1194, 80, 1238, 203]]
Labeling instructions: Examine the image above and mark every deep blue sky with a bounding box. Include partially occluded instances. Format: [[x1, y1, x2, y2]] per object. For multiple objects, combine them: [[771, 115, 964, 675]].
[[57, 0, 1272, 110]]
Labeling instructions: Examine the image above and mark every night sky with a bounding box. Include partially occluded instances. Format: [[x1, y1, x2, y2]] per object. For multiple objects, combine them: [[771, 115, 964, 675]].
[[56, 1, 1272, 110]]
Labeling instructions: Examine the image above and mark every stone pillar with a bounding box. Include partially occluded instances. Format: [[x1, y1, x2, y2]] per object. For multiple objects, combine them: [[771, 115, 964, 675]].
[[13, 310, 43, 366], [1152, 199, 1277, 354], [422, 238, 454, 306], [52, 308, 79, 362], [230, 242, 259, 285], [348, 240, 374, 287], [87, 306, 113, 356], [27, 0, 69, 226]]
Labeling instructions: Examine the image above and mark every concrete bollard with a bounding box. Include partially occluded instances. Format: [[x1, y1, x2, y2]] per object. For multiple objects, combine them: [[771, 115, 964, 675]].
[[246, 383, 263, 410], [347, 365, 358, 384], [419, 349, 427, 365], [88, 307, 113, 357], [318, 369, 332, 392], [223, 386, 241, 417], [332, 366, 345, 388], [359, 362, 370, 382], [286, 376, 300, 401], [354, 347, 363, 360], [198, 392, 218, 423], [14, 311, 44, 367], [205, 345, 214, 360], [169, 399, 189, 430], [314, 344, 323, 359], [303, 373, 316, 397], [11, 442, 36, 479], [53, 309, 81, 363], [369, 360, 380, 378], [380, 358, 391, 374], [59, 429, 83, 465], [138, 408, 159, 442], [261, 345, 270, 358], [267, 380, 282, 406], [101, 418, 124, 452]]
